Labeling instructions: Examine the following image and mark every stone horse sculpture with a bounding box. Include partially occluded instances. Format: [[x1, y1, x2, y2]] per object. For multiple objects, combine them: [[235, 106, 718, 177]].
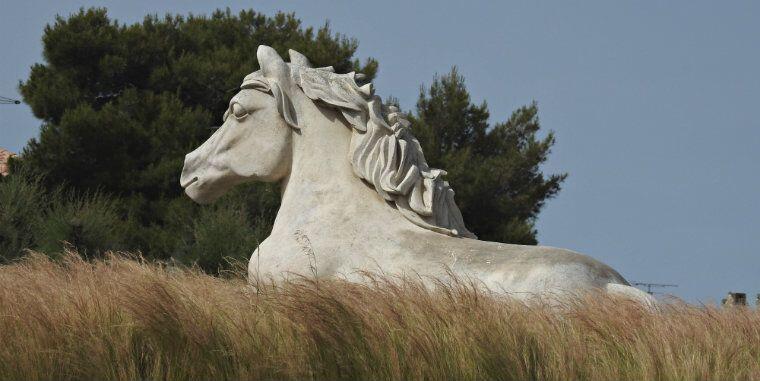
[[181, 45, 652, 303]]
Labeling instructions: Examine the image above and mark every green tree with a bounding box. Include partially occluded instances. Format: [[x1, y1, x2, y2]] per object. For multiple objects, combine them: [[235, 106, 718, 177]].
[[18, 8, 377, 263], [411, 68, 566, 244]]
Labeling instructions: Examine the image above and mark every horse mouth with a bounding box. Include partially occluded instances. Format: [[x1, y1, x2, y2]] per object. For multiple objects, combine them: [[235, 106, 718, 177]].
[[181, 176, 199, 189]]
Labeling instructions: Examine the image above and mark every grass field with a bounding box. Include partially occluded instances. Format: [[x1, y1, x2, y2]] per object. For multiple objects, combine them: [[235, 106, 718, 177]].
[[1, 251, 758, 381]]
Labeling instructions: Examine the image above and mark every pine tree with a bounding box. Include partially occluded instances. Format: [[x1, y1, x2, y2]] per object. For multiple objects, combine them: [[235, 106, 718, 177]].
[[411, 68, 566, 244]]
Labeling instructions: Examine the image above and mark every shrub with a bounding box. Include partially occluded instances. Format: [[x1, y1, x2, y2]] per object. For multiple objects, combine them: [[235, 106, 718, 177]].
[[34, 191, 128, 257], [0, 172, 45, 260], [182, 198, 263, 274], [0, 169, 270, 270]]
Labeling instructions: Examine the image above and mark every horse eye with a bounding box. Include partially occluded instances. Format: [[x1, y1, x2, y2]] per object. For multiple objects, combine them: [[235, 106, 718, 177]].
[[232, 102, 249, 119]]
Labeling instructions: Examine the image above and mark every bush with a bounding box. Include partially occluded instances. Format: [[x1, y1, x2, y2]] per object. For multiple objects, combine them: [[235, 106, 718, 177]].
[[0, 169, 272, 269], [34, 191, 128, 257], [0, 173, 45, 260], [181, 198, 264, 274], [1, 170, 132, 260]]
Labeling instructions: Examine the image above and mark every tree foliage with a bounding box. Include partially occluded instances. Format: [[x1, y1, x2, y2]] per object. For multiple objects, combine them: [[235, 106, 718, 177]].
[[411, 68, 566, 244]]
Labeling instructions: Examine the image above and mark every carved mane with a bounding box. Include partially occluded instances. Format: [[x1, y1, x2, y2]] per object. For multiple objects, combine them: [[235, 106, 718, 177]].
[[243, 48, 476, 239]]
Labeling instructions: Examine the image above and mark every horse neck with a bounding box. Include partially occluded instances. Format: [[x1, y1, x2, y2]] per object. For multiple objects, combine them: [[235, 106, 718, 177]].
[[270, 103, 402, 238]]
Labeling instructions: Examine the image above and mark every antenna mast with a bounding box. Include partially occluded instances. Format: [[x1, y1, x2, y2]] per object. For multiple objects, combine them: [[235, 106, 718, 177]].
[[1, 95, 21, 105], [632, 281, 678, 295]]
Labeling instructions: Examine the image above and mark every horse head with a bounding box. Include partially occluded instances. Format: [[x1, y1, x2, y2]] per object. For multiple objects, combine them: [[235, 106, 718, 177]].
[[180, 46, 296, 204]]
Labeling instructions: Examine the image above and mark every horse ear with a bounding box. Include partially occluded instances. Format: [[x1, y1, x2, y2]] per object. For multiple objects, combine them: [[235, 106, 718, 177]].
[[288, 49, 313, 68], [257, 45, 288, 78], [257, 45, 300, 129]]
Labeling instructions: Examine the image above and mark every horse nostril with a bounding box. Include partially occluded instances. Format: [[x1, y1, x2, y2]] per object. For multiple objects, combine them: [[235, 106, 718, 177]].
[[181, 176, 199, 188]]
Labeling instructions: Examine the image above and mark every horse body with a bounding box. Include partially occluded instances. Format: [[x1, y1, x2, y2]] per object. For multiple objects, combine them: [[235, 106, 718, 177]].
[[181, 45, 653, 303]]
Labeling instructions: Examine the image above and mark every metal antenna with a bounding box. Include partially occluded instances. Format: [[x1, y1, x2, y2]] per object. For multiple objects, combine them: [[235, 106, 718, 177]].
[[632, 281, 678, 295], [1, 95, 21, 105]]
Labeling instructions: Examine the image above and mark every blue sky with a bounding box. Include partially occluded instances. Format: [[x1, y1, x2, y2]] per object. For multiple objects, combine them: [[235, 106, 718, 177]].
[[1, 1, 758, 303]]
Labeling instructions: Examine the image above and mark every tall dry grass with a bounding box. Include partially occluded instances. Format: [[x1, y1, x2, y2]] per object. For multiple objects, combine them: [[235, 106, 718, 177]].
[[0, 251, 758, 381]]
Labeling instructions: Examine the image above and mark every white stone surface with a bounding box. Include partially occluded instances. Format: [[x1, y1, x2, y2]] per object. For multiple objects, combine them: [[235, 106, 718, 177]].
[[180, 45, 654, 304]]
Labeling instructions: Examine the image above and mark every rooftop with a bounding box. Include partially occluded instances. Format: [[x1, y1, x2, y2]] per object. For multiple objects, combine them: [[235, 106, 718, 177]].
[[0, 148, 16, 176]]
